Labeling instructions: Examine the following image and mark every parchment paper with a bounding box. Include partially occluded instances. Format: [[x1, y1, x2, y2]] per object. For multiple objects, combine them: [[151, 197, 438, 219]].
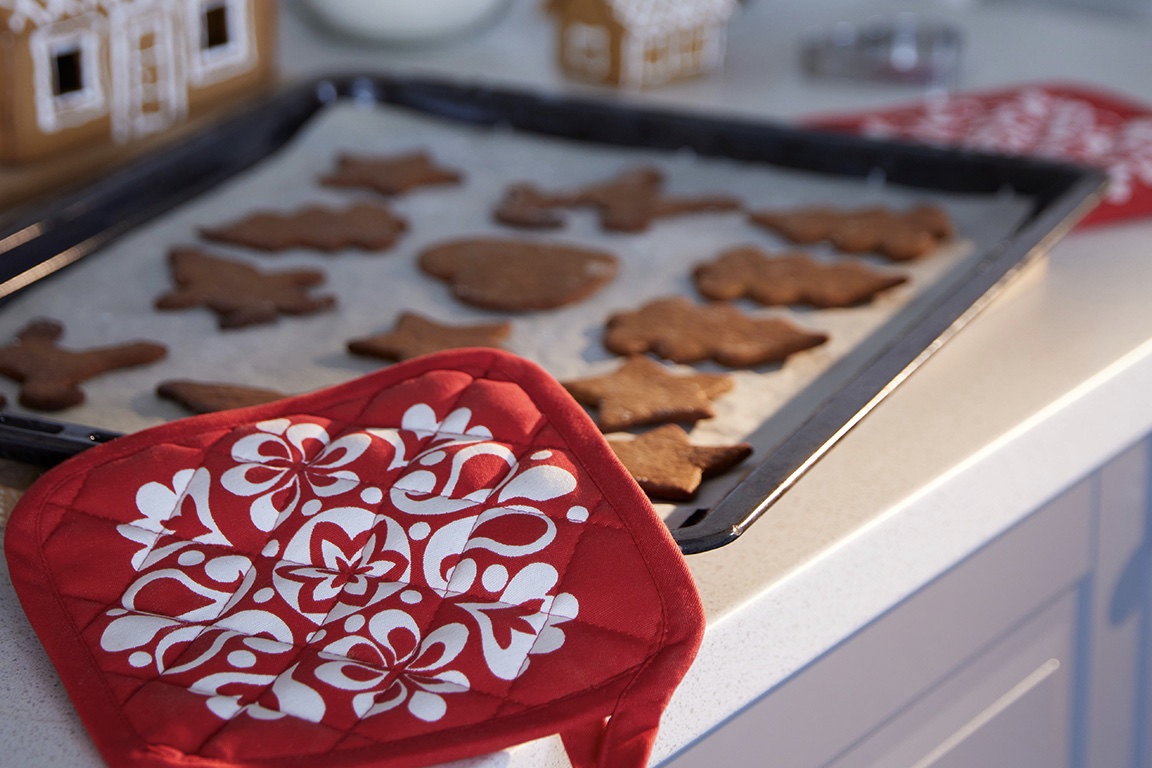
[[0, 102, 1034, 518]]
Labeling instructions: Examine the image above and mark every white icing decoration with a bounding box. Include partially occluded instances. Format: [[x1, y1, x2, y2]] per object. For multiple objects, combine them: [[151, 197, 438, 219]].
[[3, 0, 261, 142]]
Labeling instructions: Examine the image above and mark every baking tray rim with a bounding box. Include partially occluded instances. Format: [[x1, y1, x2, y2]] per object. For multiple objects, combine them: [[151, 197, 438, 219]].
[[0, 72, 1111, 554]]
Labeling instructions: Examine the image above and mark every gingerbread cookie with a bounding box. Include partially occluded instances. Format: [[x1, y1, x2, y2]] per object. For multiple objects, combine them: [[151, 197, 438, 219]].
[[200, 202, 408, 253], [562, 355, 733, 432], [604, 297, 828, 367], [607, 424, 752, 501], [320, 151, 463, 196], [157, 380, 288, 414], [156, 248, 336, 329], [0, 319, 166, 411], [693, 246, 908, 307], [494, 166, 741, 233], [348, 312, 511, 362], [418, 238, 618, 311], [492, 183, 582, 229], [748, 203, 953, 261]]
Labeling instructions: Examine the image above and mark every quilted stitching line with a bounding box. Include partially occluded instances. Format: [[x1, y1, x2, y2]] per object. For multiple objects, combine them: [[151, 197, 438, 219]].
[[310, 357, 606, 745], [185, 365, 505, 753], [487, 363, 688, 761], [323, 663, 650, 760], [29, 462, 165, 750], [16, 378, 403, 754], [172, 371, 495, 756], [20, 352, 694, 766]]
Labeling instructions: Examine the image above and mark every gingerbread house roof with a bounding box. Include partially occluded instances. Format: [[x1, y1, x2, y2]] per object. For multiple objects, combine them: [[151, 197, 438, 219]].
[[0, 0, 151, 33], [605, 0, 736, 28]]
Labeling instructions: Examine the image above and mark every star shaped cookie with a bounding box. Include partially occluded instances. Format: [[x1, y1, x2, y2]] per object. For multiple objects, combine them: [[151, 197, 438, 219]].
[[155, 248, 336, 329], [562, 355, 733, 432], [607, 424, 752, 501], [604, 297, 828, 367], [0, 319, 166, 410], [200, 202, 408, 252], [748, 203, 953, 261], [694, 246, 908, 307], [320, 151, 463, 196], [494, 166, 741, 233], [347, 312, 511, 361]]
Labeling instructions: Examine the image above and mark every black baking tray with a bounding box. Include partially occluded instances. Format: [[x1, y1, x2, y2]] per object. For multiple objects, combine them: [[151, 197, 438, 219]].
[[0, 73, 1108, 554]]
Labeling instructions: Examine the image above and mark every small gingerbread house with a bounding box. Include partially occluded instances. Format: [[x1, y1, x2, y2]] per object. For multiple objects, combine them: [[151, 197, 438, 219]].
[[0, 0, 277, 163], [552, 0, 736, 89]]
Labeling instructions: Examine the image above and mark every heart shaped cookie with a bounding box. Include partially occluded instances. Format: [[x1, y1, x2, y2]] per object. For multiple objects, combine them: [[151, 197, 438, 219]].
[[418, 238, 618, 311]]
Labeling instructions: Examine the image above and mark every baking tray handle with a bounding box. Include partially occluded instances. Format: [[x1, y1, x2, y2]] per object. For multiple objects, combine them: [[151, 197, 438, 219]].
[[0, 412, 120, 467]]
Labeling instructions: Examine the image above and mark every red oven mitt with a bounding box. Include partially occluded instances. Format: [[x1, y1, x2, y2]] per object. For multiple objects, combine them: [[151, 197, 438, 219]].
[[4, 349, 704, 768], [807, 83, 1152, 228]]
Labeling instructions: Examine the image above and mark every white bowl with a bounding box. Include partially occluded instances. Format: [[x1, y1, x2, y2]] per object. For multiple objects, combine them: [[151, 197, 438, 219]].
[[302, 0, 511, 46]]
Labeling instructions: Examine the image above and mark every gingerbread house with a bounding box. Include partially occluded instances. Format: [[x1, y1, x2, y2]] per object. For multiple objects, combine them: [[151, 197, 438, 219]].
[[0, 0, 277, 163], [552, 0, 736, 89]]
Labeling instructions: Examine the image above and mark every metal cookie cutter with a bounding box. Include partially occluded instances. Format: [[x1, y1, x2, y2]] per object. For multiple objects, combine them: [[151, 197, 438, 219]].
[[801, 13, 962, 88]]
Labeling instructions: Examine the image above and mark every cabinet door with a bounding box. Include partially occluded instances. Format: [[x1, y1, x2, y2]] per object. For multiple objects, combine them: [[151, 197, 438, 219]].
[[1086, 439, 1152, 768], [664, 477, 1092, 768], [923, 660, 1065, 768], [830, 591, 1075, 768]]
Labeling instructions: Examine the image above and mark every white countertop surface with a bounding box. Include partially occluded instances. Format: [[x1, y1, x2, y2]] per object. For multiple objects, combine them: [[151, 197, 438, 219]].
[[3, 1, 1152, 766]]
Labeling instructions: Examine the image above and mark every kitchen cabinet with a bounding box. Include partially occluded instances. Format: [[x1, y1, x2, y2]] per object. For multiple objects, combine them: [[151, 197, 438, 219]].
[[666, 437, 1152, 767]]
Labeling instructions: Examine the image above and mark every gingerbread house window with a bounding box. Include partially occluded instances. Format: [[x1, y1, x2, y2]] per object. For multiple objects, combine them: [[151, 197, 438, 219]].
[[203, 4, 230, 49], [185, 0, 254, 85], [52, 47, 83, 95], [30, 15, 108, 135]]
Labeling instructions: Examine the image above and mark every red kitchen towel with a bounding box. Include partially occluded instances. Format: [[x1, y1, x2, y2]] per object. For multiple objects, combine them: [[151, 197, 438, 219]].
[[808, 83, 1152, 228], [4, 348, 704, 768]]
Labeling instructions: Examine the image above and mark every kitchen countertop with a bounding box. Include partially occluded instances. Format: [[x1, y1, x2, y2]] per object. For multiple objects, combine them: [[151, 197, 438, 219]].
[[3, 1, 1152, 765]]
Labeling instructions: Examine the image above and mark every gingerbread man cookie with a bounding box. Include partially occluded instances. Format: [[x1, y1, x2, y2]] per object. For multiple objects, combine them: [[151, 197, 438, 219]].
[[155, 248, 336, 329], [0, 319, 166, 411]]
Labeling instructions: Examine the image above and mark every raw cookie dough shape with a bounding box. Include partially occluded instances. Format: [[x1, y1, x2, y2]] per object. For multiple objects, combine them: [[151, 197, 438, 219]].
[[200, 202, 409, 253], [604, 297, 828, 367], [693, 246, 909, 307], [418, 237, 619, 311], [607, 424, 753, 501], [347, 312, 512, 361], [155, 248, 337, 329], [319, 150, 464, 196], [748, 203, 953, 261], [562, 355, 733, 432], [0, 318, 167, 411], [494, 166, 742, 233]]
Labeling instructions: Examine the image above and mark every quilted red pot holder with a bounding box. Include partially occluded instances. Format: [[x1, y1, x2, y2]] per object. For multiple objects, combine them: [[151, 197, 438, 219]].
[[808, 83, 1152, 228], [5, 349, 704, 768]]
